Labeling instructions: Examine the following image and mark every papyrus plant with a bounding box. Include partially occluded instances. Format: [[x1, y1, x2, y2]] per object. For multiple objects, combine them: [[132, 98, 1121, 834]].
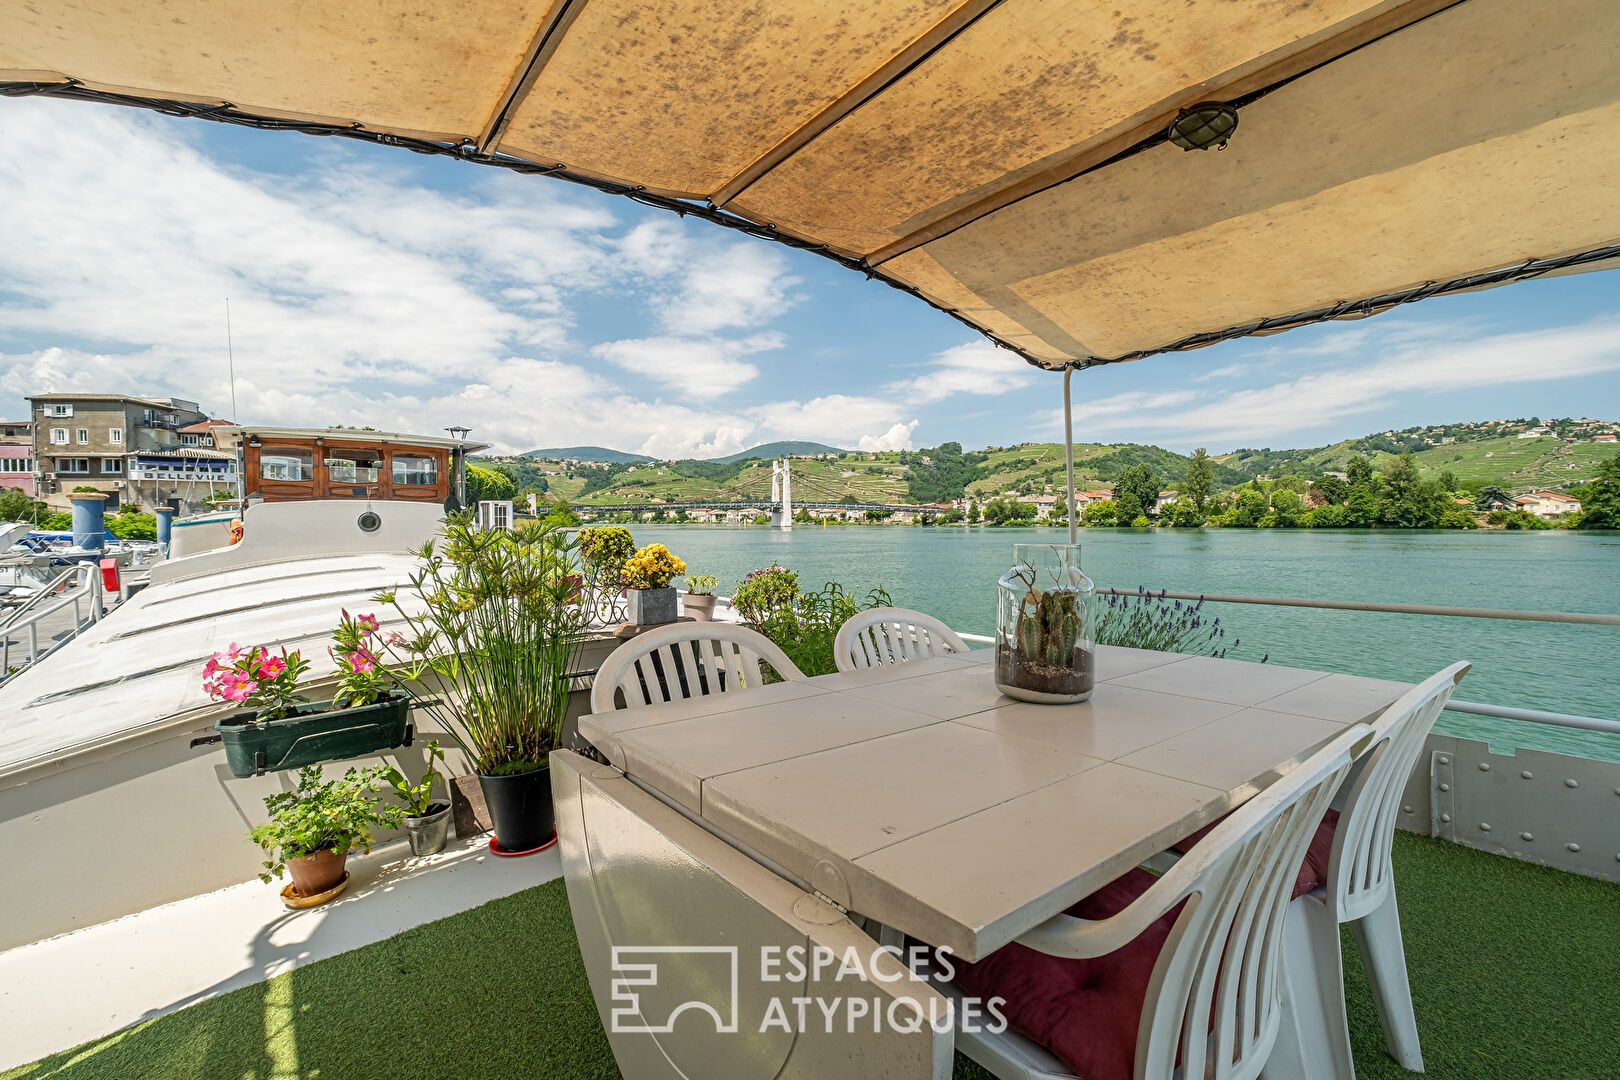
[[376, 515, 588, 775]]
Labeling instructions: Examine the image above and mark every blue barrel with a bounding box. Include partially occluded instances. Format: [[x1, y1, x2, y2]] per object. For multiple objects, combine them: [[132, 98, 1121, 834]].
[[154, 505, 175, 545], [70, 492, 108, 551]]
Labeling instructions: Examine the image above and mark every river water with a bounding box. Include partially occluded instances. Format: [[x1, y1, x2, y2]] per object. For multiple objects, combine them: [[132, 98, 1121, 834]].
[[632, 524, 1620, 761]]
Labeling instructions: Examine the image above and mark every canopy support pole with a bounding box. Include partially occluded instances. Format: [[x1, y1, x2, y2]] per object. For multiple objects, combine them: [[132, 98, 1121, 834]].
[[1063, 367, 1077, 545]]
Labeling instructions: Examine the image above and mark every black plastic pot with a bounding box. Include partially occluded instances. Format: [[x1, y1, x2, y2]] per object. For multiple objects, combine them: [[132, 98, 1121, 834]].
[[477, 765, 554, 852]]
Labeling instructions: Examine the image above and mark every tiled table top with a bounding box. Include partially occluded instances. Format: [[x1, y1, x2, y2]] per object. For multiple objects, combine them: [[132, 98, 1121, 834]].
[[577, 645, 1409, 960]]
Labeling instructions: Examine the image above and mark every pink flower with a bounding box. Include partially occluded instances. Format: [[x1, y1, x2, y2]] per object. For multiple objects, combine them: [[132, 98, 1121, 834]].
[[346, 653, 375, 674], [203, 656, 220, 677], [259, 655, 287, 679], [385, 631, 405, 647], [357, 613, 379, 632]]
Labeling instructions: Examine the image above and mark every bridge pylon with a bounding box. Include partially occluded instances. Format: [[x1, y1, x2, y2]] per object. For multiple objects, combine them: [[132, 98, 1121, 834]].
[[770, 459, 793, 530]]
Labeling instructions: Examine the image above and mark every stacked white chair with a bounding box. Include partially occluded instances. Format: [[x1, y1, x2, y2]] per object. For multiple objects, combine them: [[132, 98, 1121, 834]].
[[943, 721, 1374, 1080], [591, 621, 806, 713], [833, 607, 969, 672], [1270, 661, 1470, 1078]]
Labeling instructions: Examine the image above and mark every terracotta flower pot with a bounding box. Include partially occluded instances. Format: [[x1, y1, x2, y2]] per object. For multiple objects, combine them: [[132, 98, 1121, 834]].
[[682, 593, 718, 621], [286, 847, 348, 898]]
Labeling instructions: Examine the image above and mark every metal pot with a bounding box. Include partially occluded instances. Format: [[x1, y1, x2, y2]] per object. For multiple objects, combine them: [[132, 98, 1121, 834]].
[[402, 801, 451, 857]]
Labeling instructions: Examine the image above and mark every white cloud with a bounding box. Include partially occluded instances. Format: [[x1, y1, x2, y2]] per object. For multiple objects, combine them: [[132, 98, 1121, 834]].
[[0, 100, 1060, 461], [885, 340, 1038, 405], [0, 99, 820, 456], [589, 333, 783, 397], [651, 243, 803, 335], [1058, 317, 1620, 446], [859, 421, 920, 452]]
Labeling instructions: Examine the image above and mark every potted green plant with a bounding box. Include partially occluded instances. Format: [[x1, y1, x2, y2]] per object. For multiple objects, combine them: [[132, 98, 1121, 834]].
[[682, 574, 719, 621], [249, 764, 402, 906], [577, 524, 635, 624], [622, 542, 686, 625], [381, 740, 450, 856], [378, 516, 588, 853], [209, 611, 412, 779]]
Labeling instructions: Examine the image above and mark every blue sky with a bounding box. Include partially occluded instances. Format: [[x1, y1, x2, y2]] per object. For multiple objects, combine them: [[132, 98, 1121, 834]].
[[2, 95, 1618, 457]]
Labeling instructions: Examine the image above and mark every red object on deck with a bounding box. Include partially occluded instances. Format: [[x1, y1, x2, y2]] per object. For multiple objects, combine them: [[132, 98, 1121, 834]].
[[99, 557, 120, 593]]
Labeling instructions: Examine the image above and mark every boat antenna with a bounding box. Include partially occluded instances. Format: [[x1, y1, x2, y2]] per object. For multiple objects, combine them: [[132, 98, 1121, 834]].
[[225, 297, 240, 422]]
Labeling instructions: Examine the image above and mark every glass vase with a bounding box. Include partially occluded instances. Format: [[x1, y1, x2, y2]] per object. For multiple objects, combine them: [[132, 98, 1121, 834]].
[[995, 543, 1096, 703]]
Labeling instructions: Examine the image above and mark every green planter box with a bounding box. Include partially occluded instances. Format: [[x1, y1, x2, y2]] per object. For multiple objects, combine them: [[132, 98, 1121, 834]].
[[216, 694, 411, 778]]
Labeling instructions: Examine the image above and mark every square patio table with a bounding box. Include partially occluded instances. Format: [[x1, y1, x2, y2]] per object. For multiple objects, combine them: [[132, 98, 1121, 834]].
[[577, 645, 1409, 961]]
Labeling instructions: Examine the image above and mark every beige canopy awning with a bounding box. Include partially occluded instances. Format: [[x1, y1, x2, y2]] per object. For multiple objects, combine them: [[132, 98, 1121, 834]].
[[4, 0, 1617, 370]]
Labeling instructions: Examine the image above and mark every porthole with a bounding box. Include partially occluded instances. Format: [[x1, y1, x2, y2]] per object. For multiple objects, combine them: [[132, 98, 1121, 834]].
[[357, 511, 382, 533]]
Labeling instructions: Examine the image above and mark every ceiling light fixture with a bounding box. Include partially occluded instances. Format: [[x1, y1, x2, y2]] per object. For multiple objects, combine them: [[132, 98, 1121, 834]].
[[1168, 102, 1239, 151]]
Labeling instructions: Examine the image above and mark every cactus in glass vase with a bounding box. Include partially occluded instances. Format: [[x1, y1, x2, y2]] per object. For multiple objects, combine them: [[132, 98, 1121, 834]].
[[1017, 588, 1081, 668], [996, 544, 1095, 704]]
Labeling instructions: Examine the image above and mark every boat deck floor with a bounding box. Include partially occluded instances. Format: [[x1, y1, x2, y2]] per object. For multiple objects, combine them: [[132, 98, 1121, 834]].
[[0, 835, 560, 1073], [2, 832, 1616, 1080]]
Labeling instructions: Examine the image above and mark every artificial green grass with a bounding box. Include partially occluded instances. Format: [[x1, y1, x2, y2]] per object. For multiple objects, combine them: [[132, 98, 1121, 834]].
[[10, 832, 1619, 1080]]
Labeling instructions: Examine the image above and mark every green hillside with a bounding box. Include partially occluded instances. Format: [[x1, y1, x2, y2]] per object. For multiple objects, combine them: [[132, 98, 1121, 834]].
[[712, 441, 845, 463], [1218, 417, 1618, 492], [523, 446, 652, 464], [965, 442, 1247, 501], [475, 419, 1617, 510]]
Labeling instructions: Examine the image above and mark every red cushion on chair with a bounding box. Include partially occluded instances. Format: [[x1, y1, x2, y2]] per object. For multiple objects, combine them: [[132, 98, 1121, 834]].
[[1173, 808, 1341, 899], [952, 868, 1187, 1080]]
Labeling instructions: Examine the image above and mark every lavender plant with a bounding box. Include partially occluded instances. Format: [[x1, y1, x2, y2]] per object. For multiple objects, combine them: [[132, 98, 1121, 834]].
[[1094, 587, 1267, 662]]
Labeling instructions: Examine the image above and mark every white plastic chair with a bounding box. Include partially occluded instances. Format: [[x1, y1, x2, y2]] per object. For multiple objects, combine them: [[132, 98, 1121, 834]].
[[1270, 661, 1470, 1079], [946, 721, 1373, 1080], [833, 607, 969, 672], [590, 621, 807, 713]]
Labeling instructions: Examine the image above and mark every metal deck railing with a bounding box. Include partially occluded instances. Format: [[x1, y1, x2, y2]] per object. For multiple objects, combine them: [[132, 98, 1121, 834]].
[[0, 564, 105, 681]]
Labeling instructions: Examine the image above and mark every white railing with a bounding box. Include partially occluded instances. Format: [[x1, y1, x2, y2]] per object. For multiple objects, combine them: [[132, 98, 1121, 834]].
[[0, 564, 104, 681], [959, 590, 1620, 736]]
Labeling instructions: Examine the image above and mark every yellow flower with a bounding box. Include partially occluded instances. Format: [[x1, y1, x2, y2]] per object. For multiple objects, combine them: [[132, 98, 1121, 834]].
[[623, 543, 686, 589]]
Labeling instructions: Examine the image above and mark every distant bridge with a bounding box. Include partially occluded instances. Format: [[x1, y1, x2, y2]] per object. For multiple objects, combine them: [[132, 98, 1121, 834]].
[[577, 501, 927, 513], [571, 460, 936, 529]]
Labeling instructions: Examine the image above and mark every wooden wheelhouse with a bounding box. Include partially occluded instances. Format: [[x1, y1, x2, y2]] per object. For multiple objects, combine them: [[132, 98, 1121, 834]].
[[210, 426, 487, 505]]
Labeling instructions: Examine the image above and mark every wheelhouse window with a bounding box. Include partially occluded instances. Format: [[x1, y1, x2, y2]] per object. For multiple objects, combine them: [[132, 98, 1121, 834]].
[[260, 447, 313, 482], [392, 454, 438, 487], [57, 458, 90, 474], [324, 449, 383, 484]]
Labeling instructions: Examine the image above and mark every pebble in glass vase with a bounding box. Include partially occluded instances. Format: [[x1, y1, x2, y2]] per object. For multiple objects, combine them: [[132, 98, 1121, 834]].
[[995, 543, 1096, 703]]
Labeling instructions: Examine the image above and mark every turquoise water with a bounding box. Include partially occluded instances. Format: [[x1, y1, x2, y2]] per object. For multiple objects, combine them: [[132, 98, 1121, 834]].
[[632, 525, 1620, 761]]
